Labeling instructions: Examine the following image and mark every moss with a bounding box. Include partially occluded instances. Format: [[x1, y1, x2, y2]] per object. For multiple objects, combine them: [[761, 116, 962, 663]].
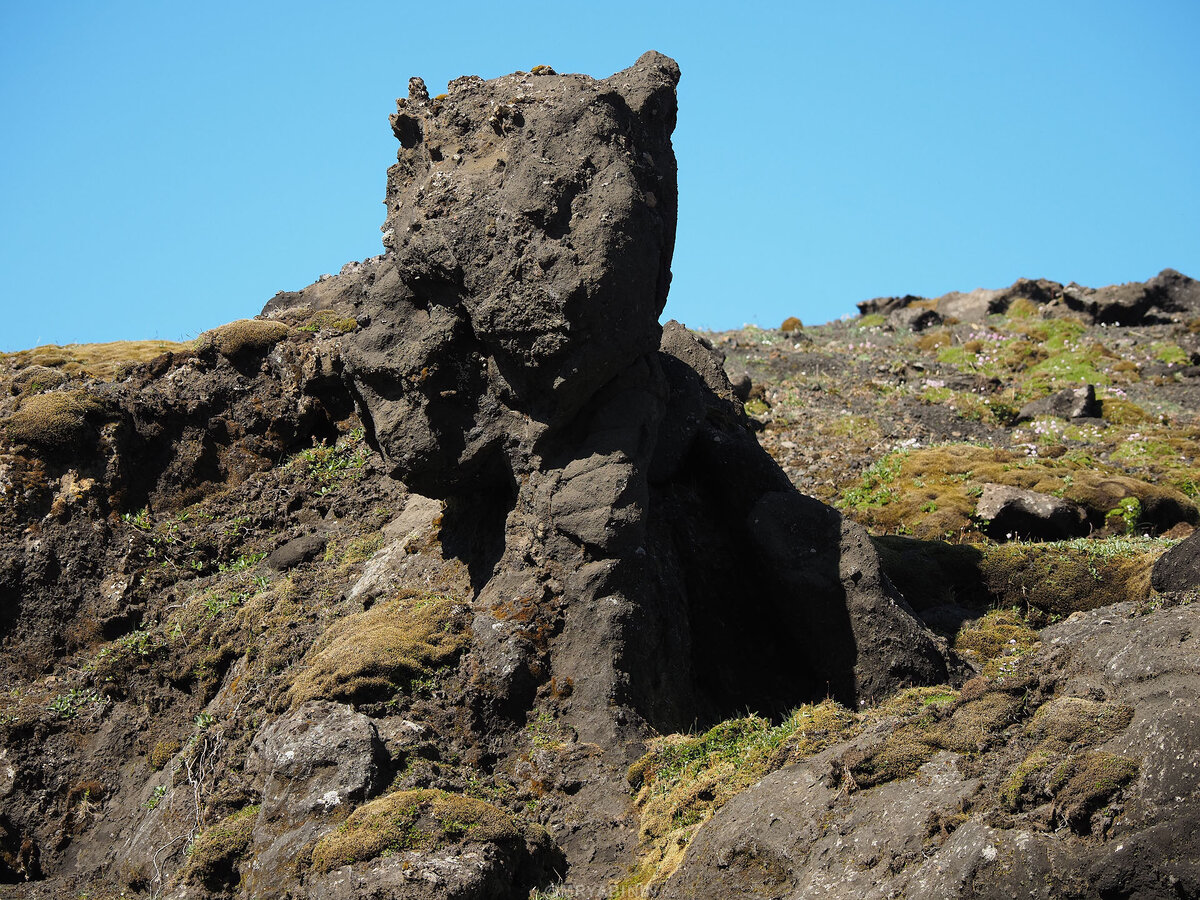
[[297, 310, 359, 334], [837, 443, 1196, 539], [308, 789, 521, 874], [201, 319, 290, 357], [844, 678, 1030, 790], [184, 805, 259, 887], [1030, 697, 1133, 750], [979, 540, 1158, 625], [1005, 297, 1040, 318], [858, 313, 886, 328], [1150, 341, 1190, 366], [1100, 397, 1152, 424], [1, 340, 186, 381], [4, 390, 104, 451], [148, 739, 181, 771], [999, 747, 1055, 811], [288, 591, 469, 705], [779, 316, 803, 332], [625, 700, 859, 890], [953, 608, 1039, 674], [915, 330, 953, 352], [1048, 751, 1139, 832], [744, 398, 769, 417]]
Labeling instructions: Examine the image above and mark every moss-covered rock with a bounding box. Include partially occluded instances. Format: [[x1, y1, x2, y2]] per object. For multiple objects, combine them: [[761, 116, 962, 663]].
[[184, 805, 259, 888], [308, 789, 524, 874], [1048, 751, 1140, 833], [3, 390, 104, 451], [201, 319, 290, 358], [288, 592, 469, 705], [980, 540, 1159, 625]]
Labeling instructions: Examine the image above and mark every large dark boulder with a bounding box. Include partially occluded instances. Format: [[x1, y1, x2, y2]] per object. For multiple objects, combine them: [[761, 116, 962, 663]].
[[1151, 528, 1200, 592]]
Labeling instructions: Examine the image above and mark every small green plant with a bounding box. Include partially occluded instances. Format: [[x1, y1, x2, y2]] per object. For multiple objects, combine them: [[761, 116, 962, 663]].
[[217, 551, 266, 574], [1107, 497, 1143, 534], [122, 507, 153, 531], [145, 784, 168, 810], [47, 688, 105, 720], [194, 712, 216, 731]]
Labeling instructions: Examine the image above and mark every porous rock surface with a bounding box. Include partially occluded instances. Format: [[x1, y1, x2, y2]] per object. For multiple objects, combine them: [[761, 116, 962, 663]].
[[659, 601, 1200, 900], [860, 268, 1200, 326], [265, 50, 949, 881], [0, 53, 949, 900]]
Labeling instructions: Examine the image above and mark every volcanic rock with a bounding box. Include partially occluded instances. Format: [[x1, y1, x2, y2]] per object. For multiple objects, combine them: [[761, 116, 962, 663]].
[[975, 483, 1089, 541], [1150, 528, 1200, 592], [1014, 384, 1100, 423]]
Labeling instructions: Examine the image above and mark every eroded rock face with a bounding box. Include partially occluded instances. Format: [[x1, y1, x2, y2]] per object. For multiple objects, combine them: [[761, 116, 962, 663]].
[[259, 52, 949, 886], [0, 54, 953, 899], [859, 269, 1200, 326], [660, 601, 1200, 900]]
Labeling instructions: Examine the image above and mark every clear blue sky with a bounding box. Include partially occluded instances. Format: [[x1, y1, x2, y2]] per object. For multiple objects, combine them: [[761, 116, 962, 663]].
[[2, 1, 1197, 351]]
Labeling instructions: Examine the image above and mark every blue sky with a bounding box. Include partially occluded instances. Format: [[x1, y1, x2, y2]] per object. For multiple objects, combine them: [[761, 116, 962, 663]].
[[2, 1, 1197, 351]]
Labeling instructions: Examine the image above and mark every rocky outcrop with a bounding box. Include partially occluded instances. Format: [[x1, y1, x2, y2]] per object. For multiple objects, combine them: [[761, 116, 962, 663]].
[[1014, 384, 1099, 423], [860, 269, 1200, 326], [975, 484, 1089, 542], [0, 53, 951, 899], [659, 600, 1200, 899], [271, 52, 950, 882]]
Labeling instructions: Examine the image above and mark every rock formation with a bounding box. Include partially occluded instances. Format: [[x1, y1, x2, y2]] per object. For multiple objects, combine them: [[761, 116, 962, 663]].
[[861, 268, 1200, 326], [264, 50, 949, 880], [4, 51, 1195, 900]]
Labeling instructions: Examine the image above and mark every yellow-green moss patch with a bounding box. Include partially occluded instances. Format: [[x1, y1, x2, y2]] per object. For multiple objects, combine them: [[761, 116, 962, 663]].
[[288, 592, 469, 705], [842, 676, 1032, 791], [1, 340, 186, 382], [148, 739, 181, 771], [624, 701, 858, 890], [837, 444, 1196, 539], [309, 789, 521, 874], [201, 319, 290, 357], [184, 805, 259, 886], [979, 539, 1160, 625], [1048, 751, 1139, 832], [3, 390, 105, 450]]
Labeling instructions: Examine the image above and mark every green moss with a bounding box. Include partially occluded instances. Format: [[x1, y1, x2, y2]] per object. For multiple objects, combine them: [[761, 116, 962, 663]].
[[4, 390, 104, 450], [743, 398, 769, 417], [952, 609, 1039, 669], [201, 319, 290, 357], [979, 539, 1159, 625], [308, 789, 522, 874], [1100, 397, 1152, 424], [857, 313, 886, 328], [288, 591, 469, 705], [1000, 747, 1055, 811], [184, 805, 259, 887], [1150, 341, 1190, 366], [297, 310, 359, 334], [1030, 697, 1133, 751], [148, 739, 180, 771], [844, 678, 1030, 790], [625, 700, 859, 890], [1048, 751, 1139, 832], [837, 443, 1196, 540]]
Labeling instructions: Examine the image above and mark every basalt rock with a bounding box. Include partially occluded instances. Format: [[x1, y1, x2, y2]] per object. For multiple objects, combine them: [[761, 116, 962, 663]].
[[0, 54, 953, 899], [257, 51, 949, 886], [860, 270, 1200, 326]]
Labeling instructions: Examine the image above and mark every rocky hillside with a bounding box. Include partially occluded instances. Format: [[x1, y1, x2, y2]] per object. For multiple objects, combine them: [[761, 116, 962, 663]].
[[1, 54, 1198, 900]]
